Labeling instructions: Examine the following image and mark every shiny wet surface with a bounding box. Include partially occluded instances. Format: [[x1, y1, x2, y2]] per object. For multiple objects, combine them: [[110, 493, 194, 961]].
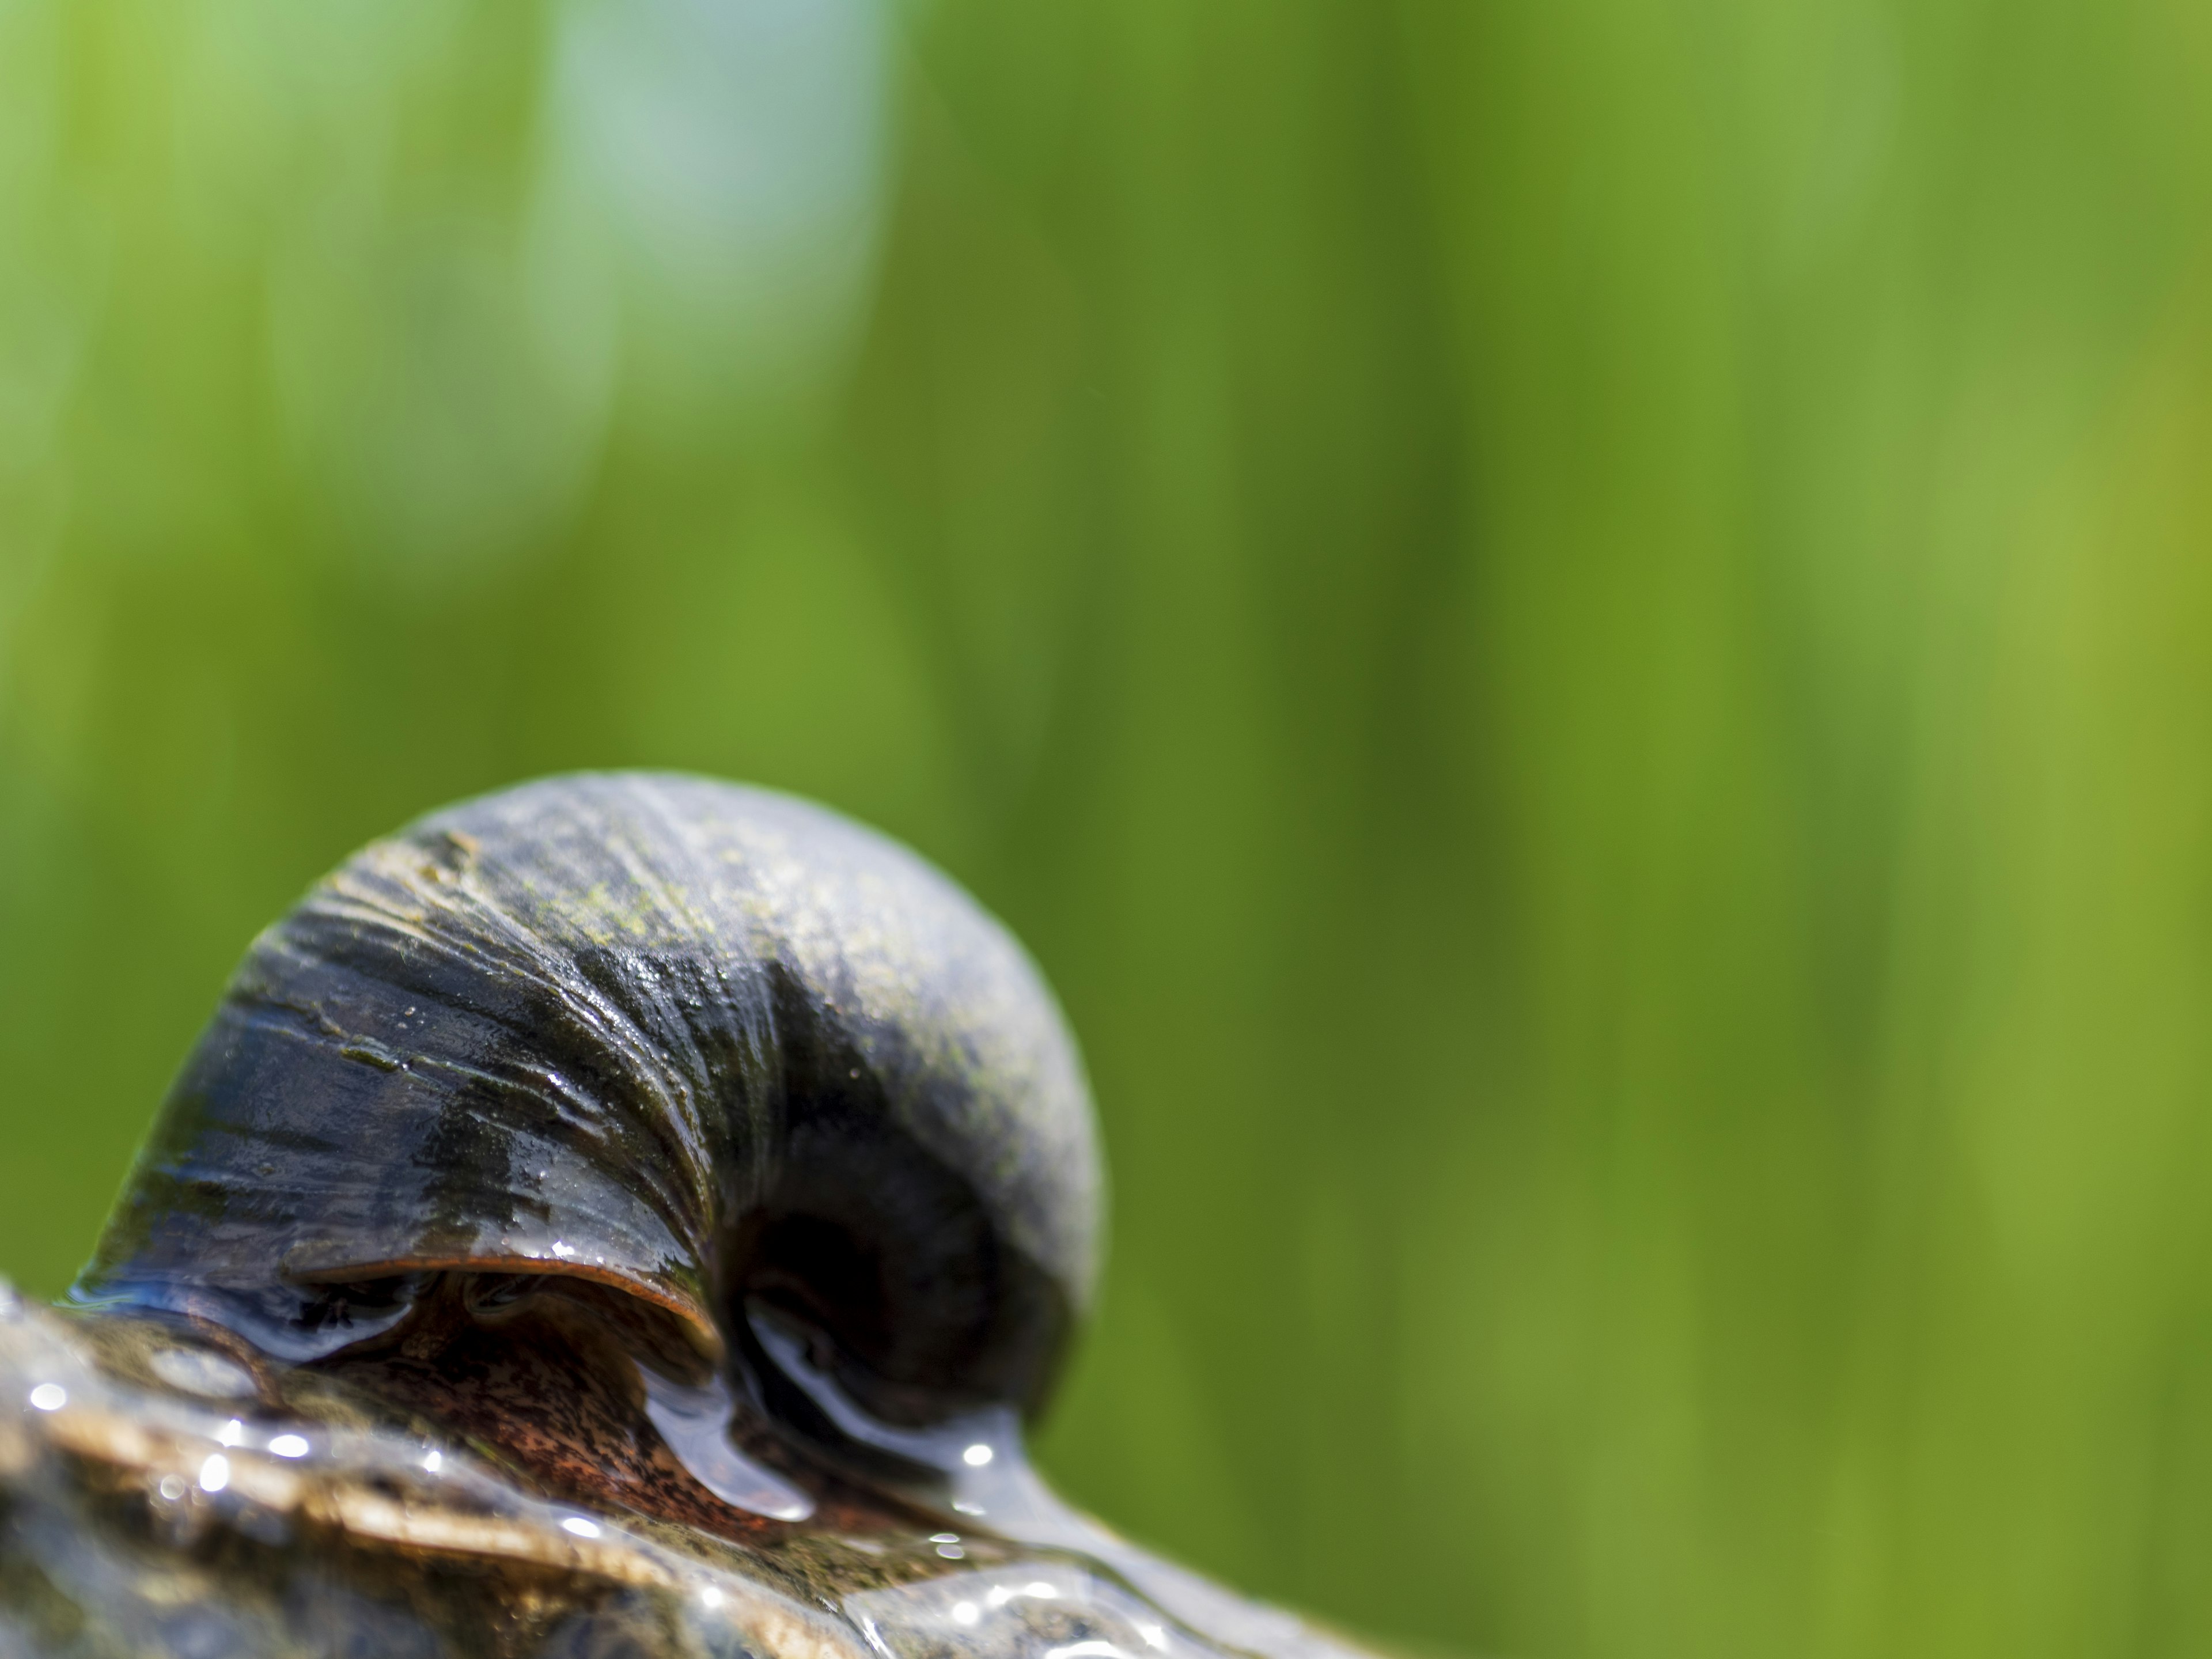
[[0, 1288, 1362, 1659]]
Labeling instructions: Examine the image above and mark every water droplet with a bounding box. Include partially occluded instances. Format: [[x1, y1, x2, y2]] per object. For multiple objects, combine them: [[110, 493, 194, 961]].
[[642, 1370, 813, 1522], [199, 1454, 231, 1493], [952, 1603, 980, 1627], [422, 1449, 443, 1472], [561, 1516, 601, 1538], [150, 1347, 257, 1400], [963, 1443, 995, 1467], [26, 1383, 65, 1412], [700, 1586, 725, 1609], [157, 1475, 187, 1501], [217, 1419, 245, 1447], [930, 1532, 960, 1543], [268, 1434, 310, 1459], [936, 1544, 966, 1559]]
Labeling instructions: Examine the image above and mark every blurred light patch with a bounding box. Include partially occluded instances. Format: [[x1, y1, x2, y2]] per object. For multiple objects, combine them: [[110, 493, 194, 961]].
[[251, 0, 891, 585], [543, 0, 892, 429]]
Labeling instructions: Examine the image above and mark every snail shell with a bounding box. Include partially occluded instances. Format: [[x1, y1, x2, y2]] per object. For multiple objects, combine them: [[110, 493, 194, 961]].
[[77, 774, 1100, 1457]]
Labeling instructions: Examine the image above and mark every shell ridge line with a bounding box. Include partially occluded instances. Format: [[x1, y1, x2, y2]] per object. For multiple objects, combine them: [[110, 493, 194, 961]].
[[396, 808, 744, 1212], [323, 843, 726, 1234], [278, 925, 717, 1253], [551, 799, 748, 1105], [259, 976, 713, 1252], [571, 950, 729, 1157], [432, 775, 789, 1228], [328, 841, 600, 996], [302, 876, 584, 1029], [374, 787, 771, 1302], [627, 773, 787, 1216], [391, 1049, 681, 1228]]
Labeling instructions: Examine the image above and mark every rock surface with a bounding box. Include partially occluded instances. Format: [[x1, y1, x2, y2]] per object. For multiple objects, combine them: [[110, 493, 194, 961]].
[[0, 1290, 1357, 1659]]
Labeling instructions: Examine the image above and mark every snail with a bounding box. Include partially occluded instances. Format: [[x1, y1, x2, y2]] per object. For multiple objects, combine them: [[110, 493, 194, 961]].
[[0, 774, 1372, 1659]]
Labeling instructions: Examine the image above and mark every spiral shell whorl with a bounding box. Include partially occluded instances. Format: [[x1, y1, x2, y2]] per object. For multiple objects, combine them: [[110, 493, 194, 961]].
[[81, 774, 1099, 1423]]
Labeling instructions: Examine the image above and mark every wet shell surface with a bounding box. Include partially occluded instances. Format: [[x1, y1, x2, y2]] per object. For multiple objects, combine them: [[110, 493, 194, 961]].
[[2, 775, 1374, 1659]]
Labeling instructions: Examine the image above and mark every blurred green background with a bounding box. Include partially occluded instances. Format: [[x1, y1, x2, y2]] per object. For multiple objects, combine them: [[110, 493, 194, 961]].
[[6, 0, 2212, 1654]]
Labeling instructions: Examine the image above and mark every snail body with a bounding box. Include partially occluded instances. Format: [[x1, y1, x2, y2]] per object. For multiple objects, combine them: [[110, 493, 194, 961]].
[[2, 776, 1368, 1659]]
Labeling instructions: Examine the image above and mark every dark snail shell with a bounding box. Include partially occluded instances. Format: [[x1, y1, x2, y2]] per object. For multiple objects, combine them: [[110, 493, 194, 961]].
[[76, 774, 1100, 1441]]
